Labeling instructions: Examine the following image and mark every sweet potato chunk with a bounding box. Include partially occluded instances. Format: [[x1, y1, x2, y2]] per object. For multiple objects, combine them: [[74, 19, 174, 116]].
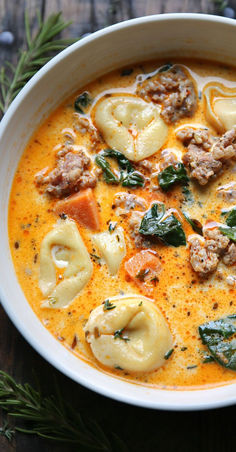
[[55, 188, 100, 231]]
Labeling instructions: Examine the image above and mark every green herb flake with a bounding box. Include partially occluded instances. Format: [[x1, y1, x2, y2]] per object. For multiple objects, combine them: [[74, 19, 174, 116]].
[[181, 346, 187, 351], [202, 355, 214, 364], [182, 186, 194, 205], [108, 222, 117, 233], [74, 91, 91, 113], [114, 328, 130, 342], [164, 348, 174, 360], [199, 314, 236, 371], [90, 253, 101, 261], [103, 299, 116, 311], [158, 163, 188, 191], [114, 365, 124, 370], [139, 203, 186, 247], [135, 268, 150, 281], [138, 301, 143, 306], [187, 365, 197, 370]]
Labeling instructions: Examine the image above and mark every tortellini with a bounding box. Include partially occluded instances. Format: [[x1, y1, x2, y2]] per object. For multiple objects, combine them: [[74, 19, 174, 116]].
[[204, 84, 236, 133], [92, 226, 126, 275], [84, 295, 173, 372], [39, 220, 93, 308], [94, 95, 168, 161]]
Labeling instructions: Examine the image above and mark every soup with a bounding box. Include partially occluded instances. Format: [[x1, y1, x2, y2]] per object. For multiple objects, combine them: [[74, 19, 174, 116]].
[[8, 59, 236, 389]]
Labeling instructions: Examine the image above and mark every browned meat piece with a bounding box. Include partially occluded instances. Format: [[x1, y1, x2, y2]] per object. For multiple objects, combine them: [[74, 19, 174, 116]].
[[137, 65, 197, 124], [177, 127, 236, 185], [188, 227, 230, 275], [73, 113, 101, 151], [204, 227, 229, 254], [189, 236, 219, 275], [114, 193, 147, 212], [35, 150, 97, 198], [128, 211, 152, 248], [176, 128, 212, 150], [182, 144, 222, 186], [222, 243, 236, 266], [212, 127, 236, 161], [135, 159, 153, 173]]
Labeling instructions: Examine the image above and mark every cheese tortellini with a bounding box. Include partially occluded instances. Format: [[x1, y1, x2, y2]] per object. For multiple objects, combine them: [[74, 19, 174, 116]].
[[94, 95, 168, 161], [204, 84, 236, 133], [84, 295, 172, 372], [92, 226, 126, 275], [39, 220, 93, 308]]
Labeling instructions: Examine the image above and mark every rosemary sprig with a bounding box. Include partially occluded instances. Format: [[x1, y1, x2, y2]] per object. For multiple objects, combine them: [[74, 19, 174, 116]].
[[0, 11, 74, 115], [0, 371, 129, 451]]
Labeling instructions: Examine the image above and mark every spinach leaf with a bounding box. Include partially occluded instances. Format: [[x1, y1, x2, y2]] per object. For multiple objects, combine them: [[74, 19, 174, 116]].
[[95, 149, 145, 188], [219, 207, 236, 242], [74, 92, 91, 113], [183, 212, 203, 235], [226, 207, 236, 227], [158, 163, 189, 191], [199, 314, 236, 371], [220, 226, 236, 242], [103, 149, 133, 172], [95, 154, 119, 185], [139, 203, 186, 247], [121, 171, 144, 188]]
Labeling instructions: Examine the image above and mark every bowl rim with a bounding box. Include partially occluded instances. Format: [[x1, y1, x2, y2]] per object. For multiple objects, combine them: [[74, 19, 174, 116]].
[[1, 13, 236, 411]]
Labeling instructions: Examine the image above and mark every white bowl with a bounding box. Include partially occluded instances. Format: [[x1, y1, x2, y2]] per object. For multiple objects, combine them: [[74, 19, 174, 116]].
[[0, 13, 236, 410]]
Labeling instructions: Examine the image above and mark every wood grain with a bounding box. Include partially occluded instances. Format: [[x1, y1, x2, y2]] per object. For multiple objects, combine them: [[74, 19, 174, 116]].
[[0, 1, 235, 451]]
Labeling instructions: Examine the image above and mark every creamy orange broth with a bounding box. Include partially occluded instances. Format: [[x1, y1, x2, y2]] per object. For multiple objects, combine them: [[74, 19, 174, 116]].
[[8, 59, 236, 389]]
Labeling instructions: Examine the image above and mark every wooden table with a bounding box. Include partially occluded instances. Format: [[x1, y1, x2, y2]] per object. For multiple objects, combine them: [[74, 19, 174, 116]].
[[0, 1, 235, 450]]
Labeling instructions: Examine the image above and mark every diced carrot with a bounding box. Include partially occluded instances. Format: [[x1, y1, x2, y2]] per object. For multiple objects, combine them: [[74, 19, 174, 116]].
[[125, 250, 162, 296], [54, 188, 100, 231]]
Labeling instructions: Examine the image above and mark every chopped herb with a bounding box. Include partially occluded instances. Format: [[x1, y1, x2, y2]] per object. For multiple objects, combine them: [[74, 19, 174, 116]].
[[108, 222, 117, 232], [121, 68, 133, 76], [71, 335, 77, 349], [157, 63, 173, 73], [135, 268, 150, 281], [138, 301, 143, 306], [114, 365, 123, 370], [187, 365, 197, 370], [95, 149, 145, 188], [182, 185, 194, 205], [158, 163, 188, 191], [199, 314, 236, 371], [202, 355, 214, 364], [59, 212, 67, 220], [74, 91, 91, 113], [103, 299, 116, 311], [181, 346, 187, 351], [164, 348, 174, 360], [139, 203, 186, 247], [114, 328, 130, 342], [183, 212, 203, 235], [90, 253, 101, 261], [151, 276, 159, 286]]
